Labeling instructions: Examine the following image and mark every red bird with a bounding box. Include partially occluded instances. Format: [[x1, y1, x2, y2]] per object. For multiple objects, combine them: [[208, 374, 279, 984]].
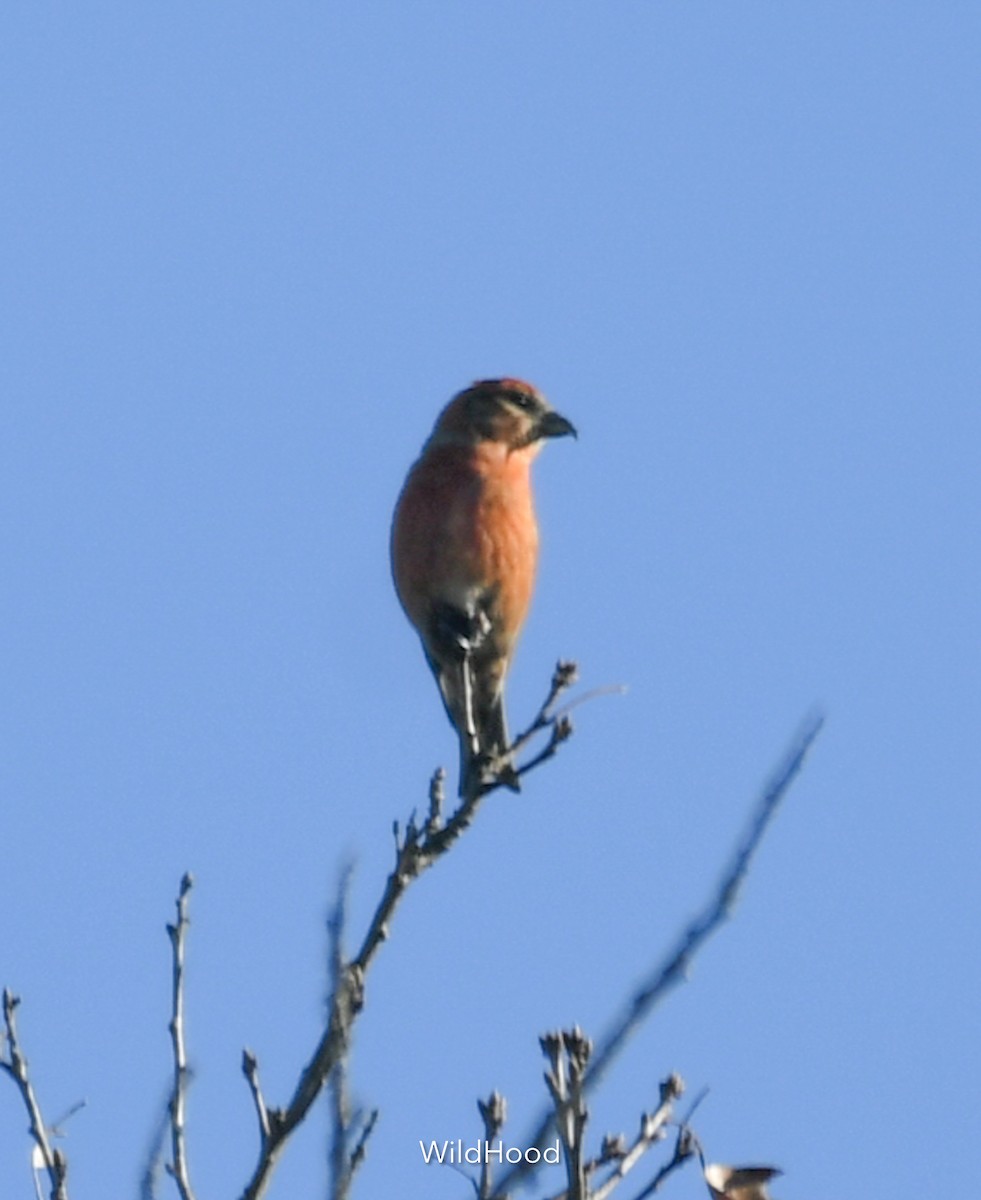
[[391, 378, 576, 796]]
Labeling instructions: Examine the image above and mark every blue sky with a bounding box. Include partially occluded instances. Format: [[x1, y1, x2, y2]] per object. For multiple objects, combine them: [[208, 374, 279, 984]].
[[2, 4, 979, 1198]]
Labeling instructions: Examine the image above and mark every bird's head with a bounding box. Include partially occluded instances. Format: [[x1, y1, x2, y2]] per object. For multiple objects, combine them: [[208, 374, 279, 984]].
[[430, 378, 577, 453]]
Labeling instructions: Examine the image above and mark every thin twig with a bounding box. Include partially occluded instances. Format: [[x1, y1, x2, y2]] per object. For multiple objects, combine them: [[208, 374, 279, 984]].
[[491, 713, 824, 1199], [138, 1087, 170, 1200], [477, 1091, 507, 1200], [0, 989, 68, 1200], [348, 1108, 379, 1178], [165, 872, 196, 1200], [242, 1050, 272, 1145], [48, 1100, 86, 1140], [328, 865, 371, 1200]]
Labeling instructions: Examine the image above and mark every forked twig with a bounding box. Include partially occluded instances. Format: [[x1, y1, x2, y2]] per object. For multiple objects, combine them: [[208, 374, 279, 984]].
[[591, 1074, 685, 1200], [542, 1029, 591, 1200], [477, 1090, 507, 1200], [629, 1123, 700, 1200]]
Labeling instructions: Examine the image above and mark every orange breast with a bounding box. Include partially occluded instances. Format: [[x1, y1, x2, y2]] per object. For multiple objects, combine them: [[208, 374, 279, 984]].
[[391, 442, 539, 649]]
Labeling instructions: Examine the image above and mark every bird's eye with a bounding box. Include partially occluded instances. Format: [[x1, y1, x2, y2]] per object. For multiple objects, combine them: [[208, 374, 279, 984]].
[[506, 390, 535, 412]]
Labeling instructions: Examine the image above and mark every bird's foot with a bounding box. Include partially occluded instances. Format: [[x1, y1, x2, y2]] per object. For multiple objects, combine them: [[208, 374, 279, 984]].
[[477, 751, 521, 794]]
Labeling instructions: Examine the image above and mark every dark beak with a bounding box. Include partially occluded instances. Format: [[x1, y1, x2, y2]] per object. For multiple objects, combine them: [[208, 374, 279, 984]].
[[537, 410, 577, 440]]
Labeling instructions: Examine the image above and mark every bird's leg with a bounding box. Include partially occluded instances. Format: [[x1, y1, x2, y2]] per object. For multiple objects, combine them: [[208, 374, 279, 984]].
[[459, 648, 480, 760], [459, 606, 493, 765], [431, 600, 493, 771], [431, 594, 521, 796]]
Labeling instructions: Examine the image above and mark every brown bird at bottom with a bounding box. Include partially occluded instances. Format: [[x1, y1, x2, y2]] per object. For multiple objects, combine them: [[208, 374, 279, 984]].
[[703, 1164, 783, 1200], [391, 378, 576, 796]]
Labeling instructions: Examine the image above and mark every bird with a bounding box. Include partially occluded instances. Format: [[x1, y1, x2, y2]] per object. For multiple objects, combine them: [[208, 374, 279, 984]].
[[703, 1165, 783, 1200], [391, 378, 576, 797]]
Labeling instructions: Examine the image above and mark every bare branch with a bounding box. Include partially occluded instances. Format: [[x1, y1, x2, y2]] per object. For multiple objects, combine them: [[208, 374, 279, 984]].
[[165, 872, 196, 1200], [492, 712, 824, 1198], [586, 713, 824, 1086], [237, 665, 586, 1200], [353, 663, 587, 974], [239, 957, 364, 1200], [0, 989, 68, 1200]]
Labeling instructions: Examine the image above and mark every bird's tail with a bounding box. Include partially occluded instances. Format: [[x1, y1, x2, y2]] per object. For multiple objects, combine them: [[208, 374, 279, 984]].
[[426, 600, 521, 797], [458, 684, 520, 798]]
